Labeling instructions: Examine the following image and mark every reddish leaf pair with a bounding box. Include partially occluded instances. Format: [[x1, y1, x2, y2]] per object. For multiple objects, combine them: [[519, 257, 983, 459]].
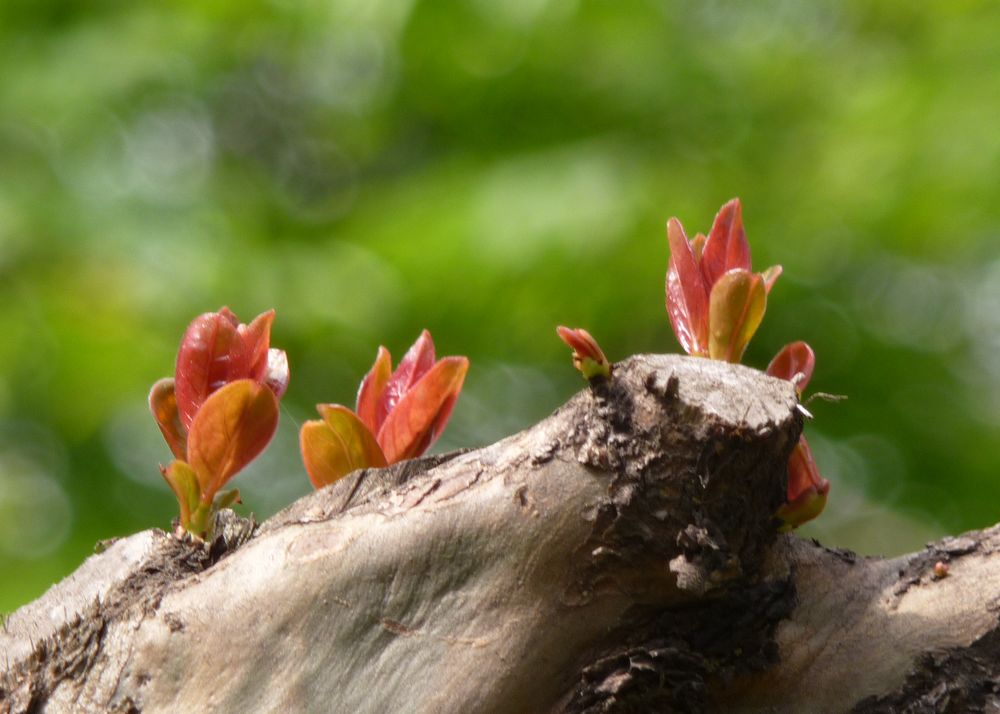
[[666, 198, 781, 363], [665, 200, 829, 530], [300, 330, 469, 489], [150, 308, 289, 538], [766, 342, 830, 531]]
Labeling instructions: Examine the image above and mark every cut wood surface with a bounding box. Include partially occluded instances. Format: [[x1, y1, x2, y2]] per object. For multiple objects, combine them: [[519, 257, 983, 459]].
[[2, 355, 999, 713]]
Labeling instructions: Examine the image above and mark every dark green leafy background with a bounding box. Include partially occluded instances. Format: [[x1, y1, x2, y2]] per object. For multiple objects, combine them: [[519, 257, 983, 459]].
[[2, 0, 999, 610]]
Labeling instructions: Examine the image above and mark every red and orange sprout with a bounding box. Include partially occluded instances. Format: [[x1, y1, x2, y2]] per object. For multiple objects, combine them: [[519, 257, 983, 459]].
[[666, 200, 829, 530], [300, 330, 469, 489], [150, 308, 289, 538], [766, 342, 830, 531], [556, 326, 611, 380]]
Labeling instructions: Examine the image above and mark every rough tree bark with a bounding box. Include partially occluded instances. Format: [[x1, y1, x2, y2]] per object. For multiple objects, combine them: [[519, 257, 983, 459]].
[[2, 355, 999, 713]]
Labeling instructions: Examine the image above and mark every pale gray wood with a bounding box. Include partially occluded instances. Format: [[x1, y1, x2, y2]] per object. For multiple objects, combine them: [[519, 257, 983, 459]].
[[3, 355, 998, 713]]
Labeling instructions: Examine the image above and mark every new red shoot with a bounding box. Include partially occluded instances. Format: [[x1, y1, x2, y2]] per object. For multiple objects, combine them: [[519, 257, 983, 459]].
[[300, 330, 469, 488], [150, 307, 289, 538], [556, 326, 612, 381]]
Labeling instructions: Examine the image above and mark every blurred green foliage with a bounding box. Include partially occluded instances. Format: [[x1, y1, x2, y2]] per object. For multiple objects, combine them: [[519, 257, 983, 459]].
[[2, 0, 1000, 612]]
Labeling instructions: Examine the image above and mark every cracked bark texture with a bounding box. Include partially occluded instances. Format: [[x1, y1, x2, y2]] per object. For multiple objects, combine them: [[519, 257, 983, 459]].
[[2, 355, 999, 713]]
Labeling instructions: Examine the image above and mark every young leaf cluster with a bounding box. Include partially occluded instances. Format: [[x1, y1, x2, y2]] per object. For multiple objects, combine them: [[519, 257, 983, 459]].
[[555, 198, 831, 530], [149, 308, 289, 538], [300, 330, 468, 489], [149, 198, 830, 539]]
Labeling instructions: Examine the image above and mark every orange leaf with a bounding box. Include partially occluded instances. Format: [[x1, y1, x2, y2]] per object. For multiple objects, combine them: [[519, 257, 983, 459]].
[[377, 356, 469, 463], [708, 269, 766, 363], [149, 378, 187, 460], [300, 406, 387, 489], [356, 346, 392, 435], [187, 379, 279, 499], [377, 330, 436, 431]]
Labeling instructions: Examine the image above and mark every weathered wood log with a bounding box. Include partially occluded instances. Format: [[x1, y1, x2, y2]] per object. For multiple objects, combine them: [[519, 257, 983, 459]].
[[2, 355, 998, 713]]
